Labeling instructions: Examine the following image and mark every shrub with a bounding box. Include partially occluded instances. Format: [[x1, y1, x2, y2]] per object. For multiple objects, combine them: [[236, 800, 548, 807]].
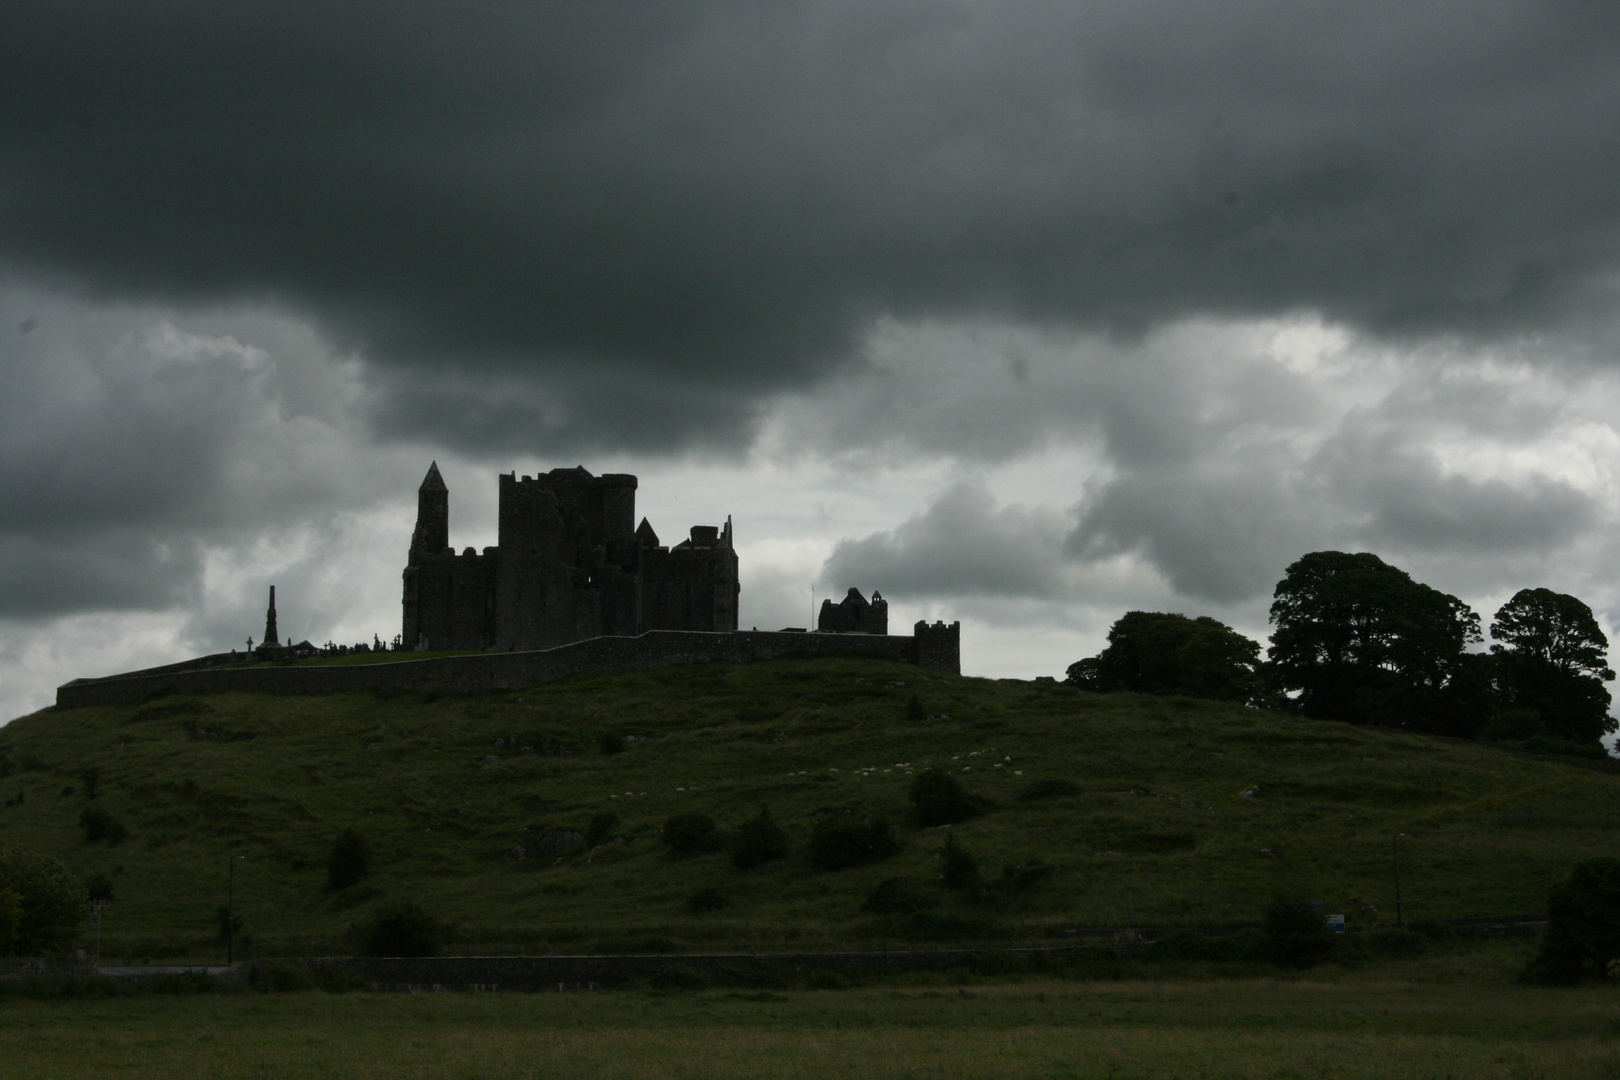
[[356, 901, 448, 958], [216, 906, 244, 945], [662, 813, 721, 857], [0, 845, 88, 955], [861, 877, 938, 914], [84, 873, 114, 904], [584, 811, 620, 850], [0, 886, 21, 954], [685, 887, 727, 914], [808, 816, 899, 870], [1521, 857, 1620, 985], [326, 828, 371, 892], [1017, 779, 1083, 802], [1262, 896, 1333, 967], [730, 807, 789, 869], [598, 732, 626, 756], [940, 833, 980, 891], [78, 805, 127, 845], [910, 769, 983, 828]]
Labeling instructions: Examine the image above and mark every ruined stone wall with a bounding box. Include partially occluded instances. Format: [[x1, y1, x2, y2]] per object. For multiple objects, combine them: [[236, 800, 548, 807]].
[[56, 628, 956, 708], [404, 548, 498, 650], [640, 530, 739, 633]]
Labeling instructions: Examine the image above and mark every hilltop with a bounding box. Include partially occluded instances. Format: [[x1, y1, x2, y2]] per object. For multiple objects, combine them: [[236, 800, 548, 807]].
[[2, 656, 1617, 958]]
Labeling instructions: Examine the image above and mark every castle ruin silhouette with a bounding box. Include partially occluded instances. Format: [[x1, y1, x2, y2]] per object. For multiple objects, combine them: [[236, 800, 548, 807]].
[[402, 463, 739, 651]]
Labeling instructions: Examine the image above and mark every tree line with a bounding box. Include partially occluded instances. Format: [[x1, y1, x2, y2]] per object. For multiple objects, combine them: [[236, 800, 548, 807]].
[[1066, 550, 1617, 754]]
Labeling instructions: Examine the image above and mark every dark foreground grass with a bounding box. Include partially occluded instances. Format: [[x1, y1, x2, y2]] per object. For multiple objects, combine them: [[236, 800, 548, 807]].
[[2, 961, 1617, 1080], [4, 656, 1620, 956]]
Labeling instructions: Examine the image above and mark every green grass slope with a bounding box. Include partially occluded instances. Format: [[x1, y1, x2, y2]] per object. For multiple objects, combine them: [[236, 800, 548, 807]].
[[1, 656, 1616, 958]]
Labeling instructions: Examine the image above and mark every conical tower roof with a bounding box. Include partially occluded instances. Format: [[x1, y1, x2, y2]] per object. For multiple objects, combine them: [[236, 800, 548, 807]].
[[420, 461, 447, 492]]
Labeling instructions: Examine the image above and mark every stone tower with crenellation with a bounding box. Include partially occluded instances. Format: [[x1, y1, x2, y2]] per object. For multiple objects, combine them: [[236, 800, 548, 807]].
[[403, 464, 738, 651]]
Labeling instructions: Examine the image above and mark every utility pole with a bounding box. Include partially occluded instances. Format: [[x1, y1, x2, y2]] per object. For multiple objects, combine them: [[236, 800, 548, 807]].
[[89, 900, 108, 971], [227, 855, 245, 965], [1393, 833, 1406, 926]]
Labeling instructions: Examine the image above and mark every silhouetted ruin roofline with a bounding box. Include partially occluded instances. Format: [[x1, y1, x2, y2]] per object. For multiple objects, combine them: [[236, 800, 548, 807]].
[[419, 461, 447, 492]]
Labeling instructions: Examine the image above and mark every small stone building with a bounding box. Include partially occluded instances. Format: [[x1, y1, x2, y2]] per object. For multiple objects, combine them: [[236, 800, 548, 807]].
[[817, 588, 888, 634]]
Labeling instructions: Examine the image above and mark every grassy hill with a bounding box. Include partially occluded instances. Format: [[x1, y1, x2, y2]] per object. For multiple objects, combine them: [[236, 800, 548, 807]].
[[1, 656, 1616, 959]]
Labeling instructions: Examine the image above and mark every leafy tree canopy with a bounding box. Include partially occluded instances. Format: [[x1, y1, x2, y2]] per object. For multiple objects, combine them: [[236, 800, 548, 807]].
[[0, 844, 87, 956], [1491, 588, 1612, 677], [1066, 611, 1263, 705], [1267, 551, 1481, 729], [1490, 588, 1615, 745]]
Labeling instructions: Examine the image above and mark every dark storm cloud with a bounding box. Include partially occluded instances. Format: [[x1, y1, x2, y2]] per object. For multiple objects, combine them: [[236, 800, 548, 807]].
[[7, 2, 1620, 451]]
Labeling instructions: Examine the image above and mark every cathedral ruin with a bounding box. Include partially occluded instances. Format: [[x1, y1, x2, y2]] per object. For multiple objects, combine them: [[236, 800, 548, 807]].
[[56, 462, 961, 707], [402, 463, 739, 651]]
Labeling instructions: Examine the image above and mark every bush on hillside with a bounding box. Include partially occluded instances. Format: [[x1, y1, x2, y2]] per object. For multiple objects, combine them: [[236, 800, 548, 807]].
[[0, 887, 22, 955], [861, 877, 937, 914], [808, 816, 898, 870], [598, 732, 626, 756], [78, 805, 127, 845], [1262, 895, 1333, 967], [355, 901, 448, 958], [1521, 858, 1620, 985], [0, 845, 88, 956], [662, 813, 721, 857], [939, 833, 980, 891], [216, 906, 244, 945], [326, 828, 371, 892], [84, 872, 114, 904], [730, 807, 789, 869], [584, 811, 620, 850], [909, 769, 983, 828]]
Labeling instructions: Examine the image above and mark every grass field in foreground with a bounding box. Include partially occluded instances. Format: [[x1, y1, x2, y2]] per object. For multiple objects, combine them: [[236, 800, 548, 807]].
[[2, 953, 1617, 1080], [3, 655, 1619, 957]]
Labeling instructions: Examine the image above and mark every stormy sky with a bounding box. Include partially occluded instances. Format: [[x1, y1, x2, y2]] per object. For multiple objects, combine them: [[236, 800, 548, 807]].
[[6, 1, 1620, 721]]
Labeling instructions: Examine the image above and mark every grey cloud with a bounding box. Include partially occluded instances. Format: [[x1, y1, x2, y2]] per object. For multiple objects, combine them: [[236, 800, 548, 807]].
[[820, 480, 1070, 599], [1068, 461, 1319, 603], [0, 286, 415, 618], [1313, 418, 1595, 554], [7, 3, 1620, 452]]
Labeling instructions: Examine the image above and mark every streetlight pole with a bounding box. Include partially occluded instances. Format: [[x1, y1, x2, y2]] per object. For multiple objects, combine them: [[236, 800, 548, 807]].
[[227, 856, 245, 965], [1392, 833, 1406, 926]]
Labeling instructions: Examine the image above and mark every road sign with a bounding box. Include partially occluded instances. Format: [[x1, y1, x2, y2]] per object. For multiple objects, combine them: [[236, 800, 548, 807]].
[[1327, 914, 1346, 933]]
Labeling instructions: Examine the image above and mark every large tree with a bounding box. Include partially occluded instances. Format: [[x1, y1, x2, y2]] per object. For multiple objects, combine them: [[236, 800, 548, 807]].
[[1522, 858, 1620, 984], [0, 845, 87, 956], [1266, 551, 1483, 731], [1490, 588, 1616, 747], [1066, 611, 1263, 704]]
